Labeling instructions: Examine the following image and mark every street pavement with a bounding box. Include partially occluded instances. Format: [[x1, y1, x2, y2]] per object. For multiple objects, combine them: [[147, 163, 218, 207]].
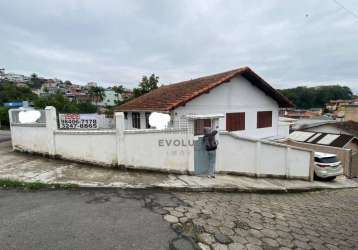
[[0, 189, 182, 250], [0, 130, 10, 143], [164, 189, 358, 250], [1, 188, 358, 250]]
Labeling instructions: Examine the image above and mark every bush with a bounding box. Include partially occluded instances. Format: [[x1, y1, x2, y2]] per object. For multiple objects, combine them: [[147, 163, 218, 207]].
[[33, 94, 97, 114], [77, 102, 97, 113]]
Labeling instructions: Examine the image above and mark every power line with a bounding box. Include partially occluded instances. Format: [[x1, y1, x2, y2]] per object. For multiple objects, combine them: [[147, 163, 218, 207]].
[[332, 0, 358, 20]]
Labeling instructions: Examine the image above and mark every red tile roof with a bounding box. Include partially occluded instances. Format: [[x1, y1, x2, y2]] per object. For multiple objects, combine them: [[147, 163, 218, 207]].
[[116, 67, 293, 112]]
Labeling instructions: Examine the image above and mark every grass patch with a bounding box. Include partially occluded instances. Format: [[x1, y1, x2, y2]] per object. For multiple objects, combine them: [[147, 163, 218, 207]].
[[0, 179, 79, 190]]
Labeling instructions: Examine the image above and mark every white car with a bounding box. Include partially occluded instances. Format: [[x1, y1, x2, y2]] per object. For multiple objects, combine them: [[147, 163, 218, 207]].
[[314, 152, 343, 181]]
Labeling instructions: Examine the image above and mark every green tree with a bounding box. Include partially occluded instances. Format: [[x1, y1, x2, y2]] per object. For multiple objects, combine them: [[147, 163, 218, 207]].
[[64, 80, 72, 86], [133, 74, 159, 97], [112, 84, 128, 105], [279, 85, 353, 109], [112, 85, 125, 95], [88, 86, 105, 105], [77, 102, 97, 113], [29, 73, 44, 89], [0, 82, 38, 104], [33, 93, 79, 113]]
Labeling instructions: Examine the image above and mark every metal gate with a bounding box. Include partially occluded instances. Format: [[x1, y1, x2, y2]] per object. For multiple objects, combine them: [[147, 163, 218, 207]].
[[194, 137, 209, 175]]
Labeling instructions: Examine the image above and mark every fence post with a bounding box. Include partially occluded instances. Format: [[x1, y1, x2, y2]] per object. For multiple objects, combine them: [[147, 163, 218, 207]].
[[8, 109, 16, 150], [8, 109, 14, 125], [115, 112, 125, 165], [45, 106, 57, 156]]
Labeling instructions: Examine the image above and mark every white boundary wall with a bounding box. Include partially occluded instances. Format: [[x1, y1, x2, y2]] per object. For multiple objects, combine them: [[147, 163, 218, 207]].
[[217, 132, 312, 179], [10, 124, 49, 154], [9, 107, 313, 180], [122, 130, 194, 172], [54, 130, 117, 165]]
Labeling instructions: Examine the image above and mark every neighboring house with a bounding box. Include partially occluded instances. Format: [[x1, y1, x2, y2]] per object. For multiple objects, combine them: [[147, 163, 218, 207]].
[[343, 104, 358, 123], [87, 82, 97, 88], [326, 99, 358, 112], [0, 68, 29, 82], [300, 120, 358, 138], [40, 80, 64, 96], [282, 109, 321, 119], [3, 73, 29, 83], [97, 89, 122, 107], [65, 84, 91, 103], [116, 67, 293, 139]]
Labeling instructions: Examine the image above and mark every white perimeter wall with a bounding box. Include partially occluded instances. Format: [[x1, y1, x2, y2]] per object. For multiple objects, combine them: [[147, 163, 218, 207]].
[[122, 130, 194, 172], [217, 132, 312, 179], [174, 76, 280, 139], [10, 124, 49, 154], [54, 131, 117, 165], [9, 108, 313, 180]]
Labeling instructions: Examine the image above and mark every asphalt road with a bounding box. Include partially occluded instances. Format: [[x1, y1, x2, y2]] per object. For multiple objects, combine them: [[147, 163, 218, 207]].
[[1, 188, 358, 250], [0, 130, 10, 143], [0, 189, 186, 250]]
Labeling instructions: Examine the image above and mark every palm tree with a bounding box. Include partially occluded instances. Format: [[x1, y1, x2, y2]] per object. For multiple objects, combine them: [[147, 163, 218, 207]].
[[112, 85, 125, 104], [89, 86, 105, 107]]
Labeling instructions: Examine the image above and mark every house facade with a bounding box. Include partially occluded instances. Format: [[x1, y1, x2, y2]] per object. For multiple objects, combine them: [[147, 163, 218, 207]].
[[343, 104, 358, 123], [116, 67, 293, 139], [97, 89, 121, 107]]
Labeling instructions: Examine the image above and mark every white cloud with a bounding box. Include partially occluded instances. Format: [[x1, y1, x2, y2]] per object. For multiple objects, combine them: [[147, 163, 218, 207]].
[[0, 0, 357, 93], [11, 42, 95, 64]]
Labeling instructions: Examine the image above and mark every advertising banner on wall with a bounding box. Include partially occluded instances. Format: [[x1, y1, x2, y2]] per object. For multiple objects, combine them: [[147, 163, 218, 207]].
[[59, 113, 98, 129]]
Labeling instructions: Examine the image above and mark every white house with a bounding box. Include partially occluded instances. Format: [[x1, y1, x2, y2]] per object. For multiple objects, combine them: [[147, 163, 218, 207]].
[[116, 67, 293, 139], [97, 89, 121, 107]]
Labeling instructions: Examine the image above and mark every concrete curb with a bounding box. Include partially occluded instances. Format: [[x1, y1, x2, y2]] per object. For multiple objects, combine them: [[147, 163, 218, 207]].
[[113, 185, 358, 193], [8, 181, 354, 194]]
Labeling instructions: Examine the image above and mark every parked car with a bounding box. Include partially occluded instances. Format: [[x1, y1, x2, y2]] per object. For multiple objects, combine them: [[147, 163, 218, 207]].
[[314, 152, 343, 181]]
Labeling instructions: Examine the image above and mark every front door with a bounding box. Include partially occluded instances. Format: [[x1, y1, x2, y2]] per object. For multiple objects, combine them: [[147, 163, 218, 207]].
[[194, 137, 209, 175]]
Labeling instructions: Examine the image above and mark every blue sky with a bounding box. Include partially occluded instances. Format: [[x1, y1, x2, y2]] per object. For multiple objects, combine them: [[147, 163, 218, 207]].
[[0, 0, 357, 93]]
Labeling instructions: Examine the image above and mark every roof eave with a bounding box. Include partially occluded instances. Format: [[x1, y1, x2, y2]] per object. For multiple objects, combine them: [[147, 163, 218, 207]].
[[115, 108, 171, 113], [241, 69, 294, 108]]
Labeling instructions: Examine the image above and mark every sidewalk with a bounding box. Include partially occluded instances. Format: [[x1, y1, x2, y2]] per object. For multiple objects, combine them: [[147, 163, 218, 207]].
[[1, 141, 357, 192]]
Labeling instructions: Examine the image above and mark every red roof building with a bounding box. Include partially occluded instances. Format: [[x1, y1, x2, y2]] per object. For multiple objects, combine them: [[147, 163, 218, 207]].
[[115, 67, 293, 139]]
